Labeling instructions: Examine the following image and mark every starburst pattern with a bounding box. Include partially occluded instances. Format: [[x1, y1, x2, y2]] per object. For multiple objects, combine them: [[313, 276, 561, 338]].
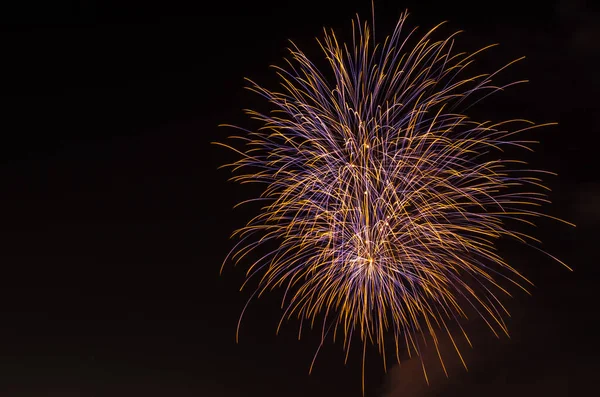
[[214, 11, 572, 393]]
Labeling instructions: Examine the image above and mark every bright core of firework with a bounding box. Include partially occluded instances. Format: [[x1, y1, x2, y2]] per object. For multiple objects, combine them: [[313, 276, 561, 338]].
[[214, 11, 572, 391]]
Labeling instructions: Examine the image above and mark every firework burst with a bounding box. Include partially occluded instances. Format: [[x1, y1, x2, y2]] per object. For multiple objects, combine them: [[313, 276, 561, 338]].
[[214, 10, 572, 393]]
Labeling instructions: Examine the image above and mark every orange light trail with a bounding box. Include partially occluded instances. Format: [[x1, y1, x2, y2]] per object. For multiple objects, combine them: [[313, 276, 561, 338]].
[[214, 11, 573, 395]]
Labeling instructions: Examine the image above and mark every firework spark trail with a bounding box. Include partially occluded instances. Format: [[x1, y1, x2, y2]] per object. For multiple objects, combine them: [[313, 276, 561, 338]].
[[214, 10, 573, 394]]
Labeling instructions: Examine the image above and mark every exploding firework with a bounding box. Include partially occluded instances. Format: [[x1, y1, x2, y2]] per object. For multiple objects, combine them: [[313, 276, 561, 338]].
[[214, 10, 572, 393]]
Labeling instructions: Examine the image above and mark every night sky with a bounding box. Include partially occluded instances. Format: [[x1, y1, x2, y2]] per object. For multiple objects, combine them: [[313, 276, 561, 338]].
[[0, 1, 598, 396]]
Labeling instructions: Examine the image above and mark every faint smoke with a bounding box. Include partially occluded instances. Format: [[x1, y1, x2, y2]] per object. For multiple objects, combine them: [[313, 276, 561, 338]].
[[573, 183, 600, 226], [556, 0, 600, 55]]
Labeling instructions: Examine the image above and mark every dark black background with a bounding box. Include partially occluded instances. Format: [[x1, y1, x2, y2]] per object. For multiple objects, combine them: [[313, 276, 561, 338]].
[[0, 1, 597, 396]]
